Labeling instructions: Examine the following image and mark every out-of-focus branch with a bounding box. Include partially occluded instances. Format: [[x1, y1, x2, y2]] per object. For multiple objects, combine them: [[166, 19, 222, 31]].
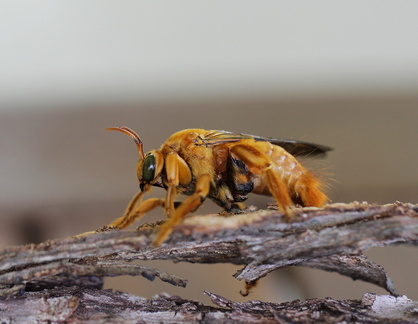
[[1, 287, 418, 323]]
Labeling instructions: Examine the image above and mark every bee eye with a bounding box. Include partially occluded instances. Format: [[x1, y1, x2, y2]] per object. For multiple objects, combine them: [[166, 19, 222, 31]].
[[142, 154, 156, 182]]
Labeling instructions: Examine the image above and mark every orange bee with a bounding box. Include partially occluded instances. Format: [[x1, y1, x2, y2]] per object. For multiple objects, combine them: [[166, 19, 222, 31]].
[[107, 127, 331, 245]]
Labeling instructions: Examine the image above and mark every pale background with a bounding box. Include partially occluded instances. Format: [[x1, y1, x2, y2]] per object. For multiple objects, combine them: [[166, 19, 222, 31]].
[[0, 2, 417, 303]]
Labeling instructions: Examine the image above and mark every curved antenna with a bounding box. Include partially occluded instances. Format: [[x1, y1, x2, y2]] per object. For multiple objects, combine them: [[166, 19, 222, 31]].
[[107, 126, 145, 160]]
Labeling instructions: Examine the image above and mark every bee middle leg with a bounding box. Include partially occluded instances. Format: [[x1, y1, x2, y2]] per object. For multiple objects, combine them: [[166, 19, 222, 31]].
[[153, 174, 211, 246]]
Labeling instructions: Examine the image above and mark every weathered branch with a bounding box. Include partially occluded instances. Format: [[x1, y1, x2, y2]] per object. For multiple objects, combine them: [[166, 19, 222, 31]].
[[1, 287, 418, 323], [0, 202, 417, 322]]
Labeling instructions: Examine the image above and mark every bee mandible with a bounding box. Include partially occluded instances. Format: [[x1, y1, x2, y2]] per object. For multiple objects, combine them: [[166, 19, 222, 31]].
[[107, 127, 331, 245]]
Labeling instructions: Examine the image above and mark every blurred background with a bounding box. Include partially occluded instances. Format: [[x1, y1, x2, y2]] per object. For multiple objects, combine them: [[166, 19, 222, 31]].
[[0, 2, 417, 304]]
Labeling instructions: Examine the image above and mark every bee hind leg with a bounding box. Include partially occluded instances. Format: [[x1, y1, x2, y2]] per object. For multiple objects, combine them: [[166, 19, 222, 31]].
[[153, 174, 211, 246], [230, 143, 293, 219]]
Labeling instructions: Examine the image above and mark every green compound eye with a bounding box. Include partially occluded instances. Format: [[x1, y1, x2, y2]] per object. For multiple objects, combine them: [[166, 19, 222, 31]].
[[142, 154, 156, 182]]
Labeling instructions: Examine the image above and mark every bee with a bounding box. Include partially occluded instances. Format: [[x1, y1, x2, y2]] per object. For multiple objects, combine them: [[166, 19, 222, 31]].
[[107, 127, 331, 245]]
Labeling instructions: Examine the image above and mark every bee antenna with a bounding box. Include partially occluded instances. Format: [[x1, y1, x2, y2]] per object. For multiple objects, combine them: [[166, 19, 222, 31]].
[[107, 126, 145, 160]]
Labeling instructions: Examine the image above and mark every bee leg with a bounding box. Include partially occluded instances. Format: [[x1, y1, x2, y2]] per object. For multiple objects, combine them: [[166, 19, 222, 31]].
[[104, 184, 151, 229], [164, 152, 193, 218], [230, 144, 293, 218], [164, 152, 179, 218], [109, 197, 165, 229], [229, 203, 246, 214], [153, 174, 211, 246], [265, 167, 293, 220]]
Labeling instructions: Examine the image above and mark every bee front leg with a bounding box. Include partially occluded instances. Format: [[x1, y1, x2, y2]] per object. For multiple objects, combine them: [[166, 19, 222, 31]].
[[153, 174, 211, 246], [109, 197, 165, 229], [230, 144, 293, 218], [164, 152, 179, 218], [164, 152, 193, 218], [105, 184, 153, 229], [74, 186, 162, 238]]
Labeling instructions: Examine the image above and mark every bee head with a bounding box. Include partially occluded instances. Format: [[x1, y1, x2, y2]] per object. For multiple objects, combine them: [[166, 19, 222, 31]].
[[107, 126, 163, 191]]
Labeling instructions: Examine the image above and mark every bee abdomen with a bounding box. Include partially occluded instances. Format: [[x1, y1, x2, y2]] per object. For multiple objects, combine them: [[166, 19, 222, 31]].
[[254, 143, 327, 207], [293, 172, 327, 207]]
